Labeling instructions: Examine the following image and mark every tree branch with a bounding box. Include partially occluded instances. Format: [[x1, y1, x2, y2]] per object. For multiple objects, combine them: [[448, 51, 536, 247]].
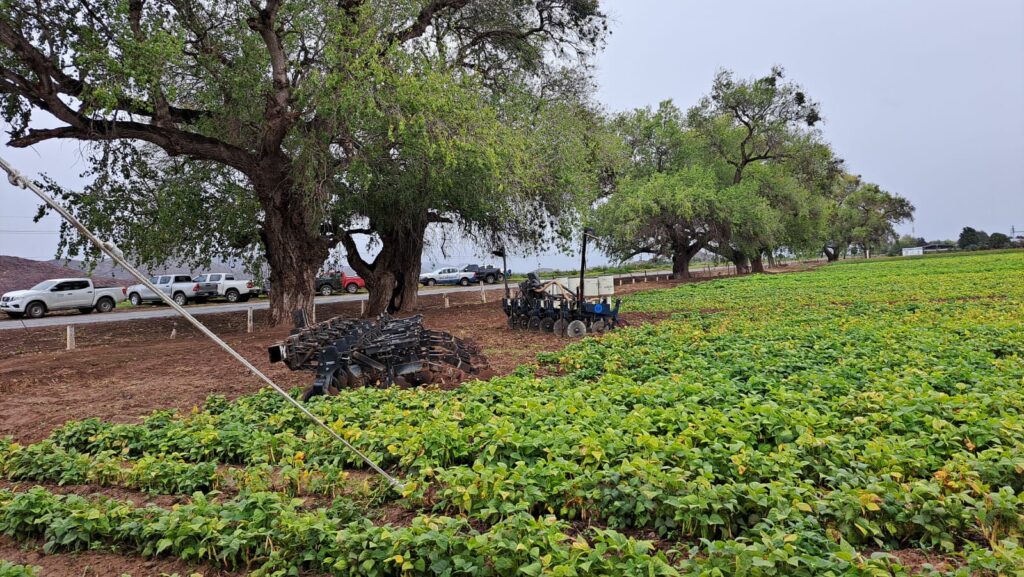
[[389, 0, 473, 45]]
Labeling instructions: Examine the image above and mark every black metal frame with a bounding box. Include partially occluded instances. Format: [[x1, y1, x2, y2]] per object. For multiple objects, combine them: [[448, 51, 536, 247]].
[[268, 314, 477, 398]]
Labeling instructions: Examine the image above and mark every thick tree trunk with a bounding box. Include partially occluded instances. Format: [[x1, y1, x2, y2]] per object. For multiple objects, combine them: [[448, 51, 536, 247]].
[[766, 252, 777, 268], [672, 252, 691, 278], [260, 180, 329, 326], [750, 254, 765, 273], [670, 237, 704, 279], [732, 253, 750, 274], [346, 218, 428, 317]]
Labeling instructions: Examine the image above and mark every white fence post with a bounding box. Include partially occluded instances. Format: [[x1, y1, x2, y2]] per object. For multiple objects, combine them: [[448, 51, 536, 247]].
[[444, 293, 450, 308], [247, 308, 254, 333], [480, 284, 486, 303], [65, 325, 75, 350], [360, 300, 365, 316]]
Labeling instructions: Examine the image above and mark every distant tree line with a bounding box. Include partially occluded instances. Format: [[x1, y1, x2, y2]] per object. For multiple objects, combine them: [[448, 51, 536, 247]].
[[957, 227, 1018, 251], [590, 67, 914, 274]]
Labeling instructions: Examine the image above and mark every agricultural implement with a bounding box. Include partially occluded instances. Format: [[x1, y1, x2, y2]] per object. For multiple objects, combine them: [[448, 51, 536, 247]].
[[268, 313, 478, 400], [497, 229, 622, 338]]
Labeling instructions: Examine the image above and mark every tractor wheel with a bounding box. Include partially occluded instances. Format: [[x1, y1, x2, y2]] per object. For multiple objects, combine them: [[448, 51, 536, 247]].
[[592, 319, 607, 334], [540, 317, 555, 333], [552, 319, 566, 336], [527, 316, 542, 332], [566, 320, 587, 338], [516, 315, 530, 330]]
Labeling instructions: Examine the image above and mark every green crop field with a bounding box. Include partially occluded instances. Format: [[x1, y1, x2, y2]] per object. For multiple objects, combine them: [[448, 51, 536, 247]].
[[1, 252, 1022, 576]]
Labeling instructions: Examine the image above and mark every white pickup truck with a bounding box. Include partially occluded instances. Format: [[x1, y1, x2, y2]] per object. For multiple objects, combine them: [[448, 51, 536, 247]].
[[0, 278, 126, 319], [126, 274, 218, 306], [192, 273, 257, 303]]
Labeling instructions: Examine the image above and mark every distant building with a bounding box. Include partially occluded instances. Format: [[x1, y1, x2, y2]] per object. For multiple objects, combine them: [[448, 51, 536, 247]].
[[903, 244, 956, 256]]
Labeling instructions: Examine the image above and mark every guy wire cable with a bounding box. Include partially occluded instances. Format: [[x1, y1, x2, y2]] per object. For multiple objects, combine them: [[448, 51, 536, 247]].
[[0, 154, 404, 492]]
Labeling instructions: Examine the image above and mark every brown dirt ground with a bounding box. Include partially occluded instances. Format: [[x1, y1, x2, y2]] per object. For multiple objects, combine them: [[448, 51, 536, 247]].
[[0, 276, 712, 444]]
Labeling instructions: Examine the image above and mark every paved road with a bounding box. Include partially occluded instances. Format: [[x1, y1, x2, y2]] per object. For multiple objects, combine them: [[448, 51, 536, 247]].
[[0, 267, 713, 331], [0, 282, 518, 330]]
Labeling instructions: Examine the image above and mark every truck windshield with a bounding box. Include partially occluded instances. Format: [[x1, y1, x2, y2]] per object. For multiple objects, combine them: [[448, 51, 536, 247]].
[[29, 280, 57, 291]]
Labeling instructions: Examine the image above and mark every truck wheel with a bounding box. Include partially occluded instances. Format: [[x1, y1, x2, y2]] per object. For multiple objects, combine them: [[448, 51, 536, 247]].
[[345, 283, 359, 294], [225, 289, 240, 303], [95, 298, 115, 313], [319, 284, 333, 296], [173, 292, 188, 306], [485, 274, 496, 284], [129, 293, 142, 306], [25, 301, 46, 319], [78, 307, 94, 314], [425, 279, 436, 286], [459, 277, 470, 286]]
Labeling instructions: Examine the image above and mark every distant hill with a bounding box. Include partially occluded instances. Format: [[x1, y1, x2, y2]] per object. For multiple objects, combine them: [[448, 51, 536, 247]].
[[0, 255, 129, 295]]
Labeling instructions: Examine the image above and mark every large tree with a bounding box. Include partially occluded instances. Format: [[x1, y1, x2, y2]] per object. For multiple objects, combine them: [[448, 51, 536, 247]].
[[687, 66, 823, 272], [335, 70, 603, 314], [824, 175, 914, 259], [0, 0, 607, 323]]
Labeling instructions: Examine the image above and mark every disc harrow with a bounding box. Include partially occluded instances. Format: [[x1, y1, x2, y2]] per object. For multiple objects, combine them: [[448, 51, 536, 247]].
[[268, 313, 478, 400]]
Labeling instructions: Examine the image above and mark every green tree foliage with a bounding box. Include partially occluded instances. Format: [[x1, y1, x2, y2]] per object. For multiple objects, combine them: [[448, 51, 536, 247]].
[[0, 0, 607, 323], [596, 70, 847, 277], [988, 232, 1011, 249], [958, 227, 984, 249], [686, 67, 833, 271], [593, 101, 726, 278], [824, 175, 914, 260]]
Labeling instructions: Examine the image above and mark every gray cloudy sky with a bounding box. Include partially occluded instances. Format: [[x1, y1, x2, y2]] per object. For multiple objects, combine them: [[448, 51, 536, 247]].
[[1, 0, 1022, 267]]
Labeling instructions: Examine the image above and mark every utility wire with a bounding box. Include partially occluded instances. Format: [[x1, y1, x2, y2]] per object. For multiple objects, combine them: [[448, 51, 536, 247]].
[[0, 155, 404, 492]]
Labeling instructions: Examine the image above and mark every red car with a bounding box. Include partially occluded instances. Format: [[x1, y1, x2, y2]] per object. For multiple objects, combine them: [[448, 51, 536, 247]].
[[315, 271, 365, 296]]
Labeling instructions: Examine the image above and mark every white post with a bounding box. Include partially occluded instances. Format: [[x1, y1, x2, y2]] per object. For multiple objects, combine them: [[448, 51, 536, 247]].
[[480, 284, 486, 303], [246, 308, 254, 333], [65, 325, 75, 350], [444, 293, 450, 308], [170, 323, 177, 339], [360, 300, 365, 316], [311, 304, 316, 324]]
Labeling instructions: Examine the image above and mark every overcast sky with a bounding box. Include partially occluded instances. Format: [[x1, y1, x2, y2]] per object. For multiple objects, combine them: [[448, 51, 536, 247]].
[[1, 0, 1022, 268]]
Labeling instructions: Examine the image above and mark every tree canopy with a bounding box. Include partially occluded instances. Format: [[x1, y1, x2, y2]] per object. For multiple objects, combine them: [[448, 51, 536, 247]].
[[593, 68, 912, 273], [0, 0, 608, 322]]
